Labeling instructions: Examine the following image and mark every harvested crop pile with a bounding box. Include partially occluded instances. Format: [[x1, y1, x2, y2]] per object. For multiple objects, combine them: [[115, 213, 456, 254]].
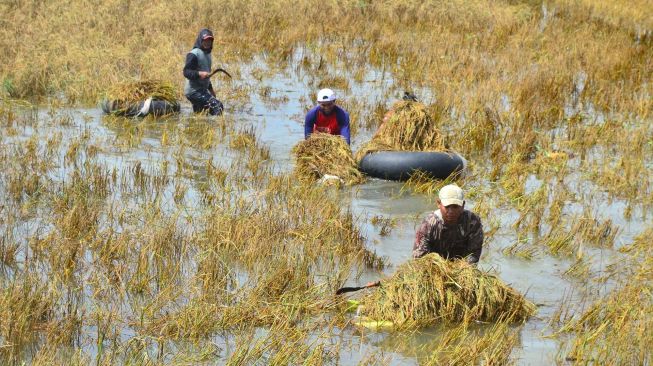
[[103, 79, 178, 116], [106, 79, 177, 104], [292, 133, 365, 186], [356, 101, 447, 161], [360, 254, 536, 327]]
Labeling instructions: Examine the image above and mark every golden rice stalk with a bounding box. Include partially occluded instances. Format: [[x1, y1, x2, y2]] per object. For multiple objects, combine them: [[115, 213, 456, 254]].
[[105, 79, 178, 104], [360, 254, 536, 327], [356, 101, 447, 161], [292, 133, 365, 186], [401, 169, 464, 196]]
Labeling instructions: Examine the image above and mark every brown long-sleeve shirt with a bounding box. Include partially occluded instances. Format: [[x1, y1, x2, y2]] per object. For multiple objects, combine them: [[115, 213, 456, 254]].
[[413, 209, 484, 263]]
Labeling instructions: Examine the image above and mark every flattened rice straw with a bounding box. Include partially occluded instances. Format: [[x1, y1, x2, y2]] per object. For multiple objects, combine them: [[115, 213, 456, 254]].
[[360, 254, 536, 327], [356, 101, 447, 161], [292, 133, 365, 186]]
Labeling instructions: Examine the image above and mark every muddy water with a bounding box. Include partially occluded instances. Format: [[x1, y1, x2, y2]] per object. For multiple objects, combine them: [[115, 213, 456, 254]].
[[25, 55, 645, 365]]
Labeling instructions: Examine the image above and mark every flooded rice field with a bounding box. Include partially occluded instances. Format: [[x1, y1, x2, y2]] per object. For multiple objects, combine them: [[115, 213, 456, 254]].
[[2, 1, 653, 364], [1, 49, 651, 365]]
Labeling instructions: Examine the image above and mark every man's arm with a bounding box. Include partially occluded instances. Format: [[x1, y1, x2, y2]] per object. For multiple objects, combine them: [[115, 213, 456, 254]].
[[465, 213, 484, 264], [413, 218, 433, 259], [304, 108, 317, 139], [337, 109, 351, 145], [183, 53, 200, 80]]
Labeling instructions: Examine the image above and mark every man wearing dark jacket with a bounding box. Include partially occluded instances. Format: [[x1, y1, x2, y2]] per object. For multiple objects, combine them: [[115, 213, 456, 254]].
[[413, 184, 484, 264], [183, 28, 224, 115]]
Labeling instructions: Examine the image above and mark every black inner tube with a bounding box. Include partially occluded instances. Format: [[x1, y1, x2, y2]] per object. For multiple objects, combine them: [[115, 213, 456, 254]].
[[359, 151, 466, 181]]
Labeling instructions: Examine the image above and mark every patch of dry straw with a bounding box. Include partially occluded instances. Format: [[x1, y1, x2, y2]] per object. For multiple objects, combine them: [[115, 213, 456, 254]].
[[360, 254, 536, 327], [356, 101, 447, 161], [292, 133, 365, 186], [105, 79, 178, 104]]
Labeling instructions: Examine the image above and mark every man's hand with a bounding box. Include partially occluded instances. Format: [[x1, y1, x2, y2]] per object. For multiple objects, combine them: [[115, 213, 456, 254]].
[[199, 71, 210, 79], [365, 281, 381, 288]]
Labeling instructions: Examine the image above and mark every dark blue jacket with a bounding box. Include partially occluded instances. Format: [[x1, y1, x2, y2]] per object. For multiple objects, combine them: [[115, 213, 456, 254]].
[[183, 28, 215, 95], [304, 105, 351, 144]]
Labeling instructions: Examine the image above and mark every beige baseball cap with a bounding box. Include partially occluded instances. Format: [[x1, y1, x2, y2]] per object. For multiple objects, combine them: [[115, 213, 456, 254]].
[[438, 184, 464, 206]]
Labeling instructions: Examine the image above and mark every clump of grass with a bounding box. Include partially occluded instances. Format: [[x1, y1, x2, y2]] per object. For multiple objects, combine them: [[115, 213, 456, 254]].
[[424, 322, 522, 365], [356, 101, 447, 160], [558, 270, 652, 364], [370, 215, 397, 236], [292, 133, 365, 185], [360, 253, 536, 327], [400, 169, 464, 197], [503, 238, 538, 260], [563, 257, 591, 280], [0, 277, 57, 362], [555, 226, 653, 364]]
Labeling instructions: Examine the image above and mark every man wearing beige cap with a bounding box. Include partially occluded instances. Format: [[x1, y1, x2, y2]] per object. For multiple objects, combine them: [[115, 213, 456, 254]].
[[413, 184, 484, 264]]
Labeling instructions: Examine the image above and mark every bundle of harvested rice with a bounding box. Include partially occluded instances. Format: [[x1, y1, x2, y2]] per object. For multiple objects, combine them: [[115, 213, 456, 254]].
[[103, 79, 179, 117], [360, 254, 535, 327], [292, 133, 365, 186], [356, 101, 447, 161], [106, 79, 178, 104]]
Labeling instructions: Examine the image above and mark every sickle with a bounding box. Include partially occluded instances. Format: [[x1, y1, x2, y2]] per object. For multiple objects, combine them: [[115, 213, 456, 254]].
[[208, 68, 232, 79]]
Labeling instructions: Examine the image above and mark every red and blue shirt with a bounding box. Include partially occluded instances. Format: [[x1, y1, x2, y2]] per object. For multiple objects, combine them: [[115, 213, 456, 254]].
[[304, 105, 351, 144]]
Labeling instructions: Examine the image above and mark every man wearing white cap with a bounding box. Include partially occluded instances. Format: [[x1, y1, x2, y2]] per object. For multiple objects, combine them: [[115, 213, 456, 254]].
[[304, 88, 351, 144], [413, 184, 484, 264]]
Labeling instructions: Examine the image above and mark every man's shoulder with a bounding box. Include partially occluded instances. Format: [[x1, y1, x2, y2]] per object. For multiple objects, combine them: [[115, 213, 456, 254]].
[[464, 210, 482, 224], [335, 105, 349, 117], [305, 105, 320, 118], [424, 210, 444, 225]]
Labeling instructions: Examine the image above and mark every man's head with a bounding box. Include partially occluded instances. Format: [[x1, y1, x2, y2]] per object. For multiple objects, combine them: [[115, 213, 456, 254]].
[[317, 88, 337, 114], [200, 33, 214, 50], [437, 184, 465, 225], [194, 29, 214, 52]]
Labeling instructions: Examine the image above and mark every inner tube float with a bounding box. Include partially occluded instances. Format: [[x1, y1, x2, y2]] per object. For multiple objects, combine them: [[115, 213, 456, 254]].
[[359, 151, 466, 181], [101, 97, 180, 117]]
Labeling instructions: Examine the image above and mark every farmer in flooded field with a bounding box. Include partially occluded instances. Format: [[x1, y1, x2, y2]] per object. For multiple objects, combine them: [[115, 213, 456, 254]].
[[413, 184, 484, 264], [375, 91, 419, 135], [304, 88, 351, 145], [183, 28, 224, 115]]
